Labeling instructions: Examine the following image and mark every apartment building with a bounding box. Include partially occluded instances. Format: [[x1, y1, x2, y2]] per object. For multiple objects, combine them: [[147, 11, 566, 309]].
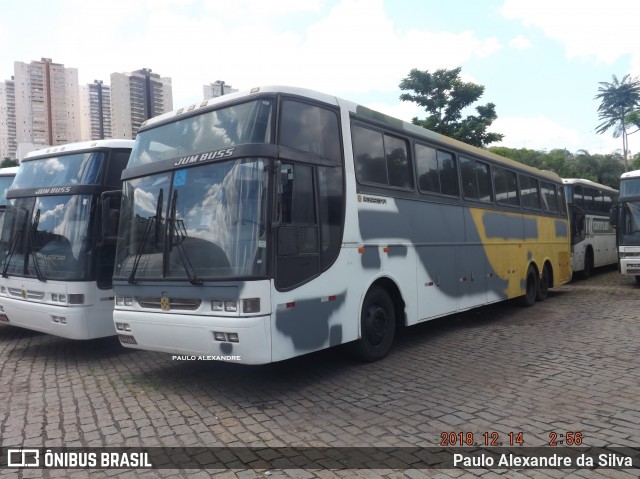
[[80, 80, 112, 140], [0, 78, 17, 159], [111, 68, 173, 139], [13, 58, 81, 155]]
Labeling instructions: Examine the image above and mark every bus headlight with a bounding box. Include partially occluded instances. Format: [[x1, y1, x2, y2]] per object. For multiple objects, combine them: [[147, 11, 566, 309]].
[[115, 296, 133, 306], [211, 300, 224, 312], [224, 301, 238, 313]]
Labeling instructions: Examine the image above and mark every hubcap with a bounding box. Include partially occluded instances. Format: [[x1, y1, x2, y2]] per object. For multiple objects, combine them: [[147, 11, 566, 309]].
[[365, 305, 388, 347]]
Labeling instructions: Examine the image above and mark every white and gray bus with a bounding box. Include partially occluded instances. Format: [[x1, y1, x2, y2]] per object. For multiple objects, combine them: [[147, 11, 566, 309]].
[[110, 86, 571, 364], [610, 169, 640, 283], [0, 140, 133, 338], [563, 178, 618, 278]]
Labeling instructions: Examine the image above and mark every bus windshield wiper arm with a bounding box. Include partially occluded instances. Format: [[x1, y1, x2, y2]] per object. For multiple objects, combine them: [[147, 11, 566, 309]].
[[168, 190, 202, 286], [2, 209, 29, 278], [29, 208, 46, 282], [128, 189, 163, 284]]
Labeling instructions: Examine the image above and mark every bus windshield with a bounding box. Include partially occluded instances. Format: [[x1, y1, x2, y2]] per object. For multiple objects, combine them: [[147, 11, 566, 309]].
[[128, 99, 273, 167], [0, 194, 95, 281], [114, 158, 269, 281], [619, 201, 640, 245], [0, 175, 14, 206], [12, 152, 105, 189]]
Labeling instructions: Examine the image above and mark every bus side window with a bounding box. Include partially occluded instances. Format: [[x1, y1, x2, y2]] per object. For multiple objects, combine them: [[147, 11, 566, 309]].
[[352, 124, 411, 190], [493, 166, 519, 206], [519, 175, 541, 210]]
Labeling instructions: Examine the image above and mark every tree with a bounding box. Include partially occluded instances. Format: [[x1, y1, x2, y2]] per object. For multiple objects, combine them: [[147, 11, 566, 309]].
[[1, 158, 18, 168], [399, 67, 503, 147], [595, 74, 640, 171]]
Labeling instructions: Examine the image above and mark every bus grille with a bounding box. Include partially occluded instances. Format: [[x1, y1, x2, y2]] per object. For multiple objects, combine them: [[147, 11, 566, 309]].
[[136, 297, 202, 311], [7, 288, 46, 300]]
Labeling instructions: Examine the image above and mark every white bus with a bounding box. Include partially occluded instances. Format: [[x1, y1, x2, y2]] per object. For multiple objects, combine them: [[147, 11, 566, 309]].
[[0, 166, 18, 236], [0, 140, 133, 339], [563, 178, 618, 278], [110, 86, 571, 364], [610, 169, 640, 283]]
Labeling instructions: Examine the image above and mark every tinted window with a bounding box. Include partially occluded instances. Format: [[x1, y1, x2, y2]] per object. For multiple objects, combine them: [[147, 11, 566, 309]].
[[415, 144, 459, 196], [540, 181, 559, 212], [106, 149, 131, 188], [461, 156, 492, 202], [280, 100, 341, 162], [385, 135, 411, 188], [493, 166, 519, 206], [519, 175, 541, 210], [353, 125, 411, 189], [318, 166, 344, 269], [353, 126, 387, 185]]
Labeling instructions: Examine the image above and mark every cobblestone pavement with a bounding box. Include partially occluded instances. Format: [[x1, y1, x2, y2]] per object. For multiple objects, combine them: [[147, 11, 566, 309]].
[[1, 266, 639, 478]]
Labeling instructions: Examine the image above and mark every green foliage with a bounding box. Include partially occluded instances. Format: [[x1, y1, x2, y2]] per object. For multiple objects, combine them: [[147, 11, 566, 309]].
[[595, 74, 640, 171], [399, 67, 503, 147], [488, 147, 625, 189], [1, 158, 18, 168]]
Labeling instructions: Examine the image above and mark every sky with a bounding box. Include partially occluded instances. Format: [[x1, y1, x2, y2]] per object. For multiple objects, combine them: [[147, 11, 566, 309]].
[[2, 0, 640, 156]]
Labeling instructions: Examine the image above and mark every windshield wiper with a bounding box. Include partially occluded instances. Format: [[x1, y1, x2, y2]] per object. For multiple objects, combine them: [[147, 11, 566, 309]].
[[2, 208, 29, 278], [168, 189, 202, 285], [28, 208, 46, 282], [128, 188, 163, 284]]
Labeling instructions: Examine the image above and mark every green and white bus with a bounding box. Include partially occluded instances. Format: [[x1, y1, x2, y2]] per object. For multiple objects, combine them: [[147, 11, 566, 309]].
[[610, 169, 640, 283], [563, 178, 618, 278], [111, 86, 571, 364]]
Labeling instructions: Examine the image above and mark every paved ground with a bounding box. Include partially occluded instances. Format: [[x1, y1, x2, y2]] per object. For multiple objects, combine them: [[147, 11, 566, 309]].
[[1, 266, 639, 478]]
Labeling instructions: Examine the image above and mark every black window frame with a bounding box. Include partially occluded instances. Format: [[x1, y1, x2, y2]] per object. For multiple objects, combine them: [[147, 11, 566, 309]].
[[352, 123, 413, 191]]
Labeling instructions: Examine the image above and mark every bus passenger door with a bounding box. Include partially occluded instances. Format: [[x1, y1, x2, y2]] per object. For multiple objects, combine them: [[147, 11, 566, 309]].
[[273, 163, 321, 290]]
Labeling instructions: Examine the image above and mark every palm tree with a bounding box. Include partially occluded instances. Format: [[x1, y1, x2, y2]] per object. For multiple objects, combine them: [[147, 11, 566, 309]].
[[595, 74, 640, 171]]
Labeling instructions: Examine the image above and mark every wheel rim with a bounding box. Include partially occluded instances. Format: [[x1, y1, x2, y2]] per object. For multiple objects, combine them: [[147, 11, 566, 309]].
[[364, 305, 389, 347]]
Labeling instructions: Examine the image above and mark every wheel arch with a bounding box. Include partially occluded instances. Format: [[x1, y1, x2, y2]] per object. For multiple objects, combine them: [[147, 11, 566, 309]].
[[362, 276, 406, 332]]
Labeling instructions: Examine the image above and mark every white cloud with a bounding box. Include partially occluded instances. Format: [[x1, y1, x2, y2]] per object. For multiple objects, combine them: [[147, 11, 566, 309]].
[[509, 35, 531, 51], [493, 116, 582, 151], [502, 0, 640, 64], [4, 0, 504, 108]]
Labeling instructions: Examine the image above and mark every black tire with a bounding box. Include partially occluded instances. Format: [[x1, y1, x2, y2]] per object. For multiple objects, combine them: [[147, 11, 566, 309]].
[[635, 275, 640, 285], [519, 265, 538, 307], [350, 286, 396, 362], [536, 263, 551, 301], [579, 250, 593, 279]]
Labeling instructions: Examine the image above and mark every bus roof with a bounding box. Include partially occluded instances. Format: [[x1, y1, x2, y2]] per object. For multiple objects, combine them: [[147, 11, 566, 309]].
[[562, 178, 618, 192], [0, 166, 18, 177], [24, 139, 135, 160], [139, 85, 563, 184], [621, 169, 640, 180]]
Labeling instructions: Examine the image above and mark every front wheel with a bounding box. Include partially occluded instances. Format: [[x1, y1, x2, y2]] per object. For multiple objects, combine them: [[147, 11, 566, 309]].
[[519, 265, 538, 307], [350, 286, 396, 362]]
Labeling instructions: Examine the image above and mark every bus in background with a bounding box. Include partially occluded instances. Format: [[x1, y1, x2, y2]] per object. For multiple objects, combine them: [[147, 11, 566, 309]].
[[0, 140, 134, 339], [609, 169, 640, 284], [563, 179, 618, 278], [110, 85, 571, 364], [0, 166, 18, 235]]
